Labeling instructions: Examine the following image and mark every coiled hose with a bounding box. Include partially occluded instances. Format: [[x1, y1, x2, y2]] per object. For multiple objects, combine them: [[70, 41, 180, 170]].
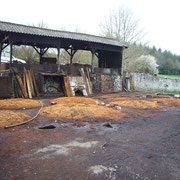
[[4, 100, 43, 129]]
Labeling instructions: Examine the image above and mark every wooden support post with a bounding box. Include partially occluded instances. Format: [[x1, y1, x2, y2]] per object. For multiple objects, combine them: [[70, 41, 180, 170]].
[[70, 48, 73, 64], [9, 42, 13, 68], [121, 46, 126, 76], [65, 48, 77, 65], [0, 43, 2, 63], [91, 50, 95, 72], [57, 46, 61, 73], [33, 46, 49, 65], [40, 48, 43, 64]]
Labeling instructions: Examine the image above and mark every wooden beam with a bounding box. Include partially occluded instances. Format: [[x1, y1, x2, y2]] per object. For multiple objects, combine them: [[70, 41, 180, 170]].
[[63, 76, 73, 97], [31, 69, 39, 97], [36, 47, 49, 55], [23, 68, 28, 98], [26, 70, 32, 99], [9, 42, 13, 68], [0, 36, 9, 44], [91, 49, 95, 72], [71, 49, 77, 64], [64, 48, 77, 64], [57, 44, 61, 73], [0, 43, 2, 63], [40, 48, 43, 64], [33, 46, 40, 54], [64, 48, 71, 56], [42, 47, 49, 56], [16, 74, 27, 98], [95, 52, 99, 58], [2, 43, 9, 50]]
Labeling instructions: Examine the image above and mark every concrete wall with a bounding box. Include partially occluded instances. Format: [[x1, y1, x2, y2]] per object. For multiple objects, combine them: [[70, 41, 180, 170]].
[[134, 73, 180, 91]]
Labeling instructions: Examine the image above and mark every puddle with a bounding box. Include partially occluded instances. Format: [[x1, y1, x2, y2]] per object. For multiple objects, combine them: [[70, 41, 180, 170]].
[[103, 122, 113, 128], [39, 125, 56, 129]]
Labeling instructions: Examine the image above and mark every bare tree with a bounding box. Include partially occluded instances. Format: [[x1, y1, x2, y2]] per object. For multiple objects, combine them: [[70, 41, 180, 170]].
[[13, 21, 49, 64], [99, 7, 148, 72], [99, 6, 145, 44], [13, 46, 39, 64], [60, 49, 98, 67]]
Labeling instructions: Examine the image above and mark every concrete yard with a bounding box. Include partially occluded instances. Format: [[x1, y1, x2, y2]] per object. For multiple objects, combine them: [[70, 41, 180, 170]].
[[0, 92, 180, 180]]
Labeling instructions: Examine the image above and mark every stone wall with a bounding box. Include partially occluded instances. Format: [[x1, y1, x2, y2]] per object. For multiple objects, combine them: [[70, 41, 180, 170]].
[[133, 73, 180, 92], [68, 74, 123, 95], [92, 74, 122, 93]]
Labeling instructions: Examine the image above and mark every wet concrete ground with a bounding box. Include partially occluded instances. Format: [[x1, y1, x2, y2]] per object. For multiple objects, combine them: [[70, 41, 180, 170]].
[[0, 93, 180, 180]]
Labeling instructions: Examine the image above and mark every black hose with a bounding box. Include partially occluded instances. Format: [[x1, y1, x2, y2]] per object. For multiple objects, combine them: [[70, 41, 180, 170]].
[[4, 100, 43, 129]]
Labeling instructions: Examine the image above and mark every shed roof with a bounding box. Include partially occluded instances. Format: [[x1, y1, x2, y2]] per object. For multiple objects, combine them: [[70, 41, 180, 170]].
[[0, 21, 123, 48]]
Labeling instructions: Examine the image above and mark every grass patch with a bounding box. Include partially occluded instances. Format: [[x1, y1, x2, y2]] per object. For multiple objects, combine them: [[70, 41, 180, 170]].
[[136, 89, 180, 94], [158, 74, 180, 79]]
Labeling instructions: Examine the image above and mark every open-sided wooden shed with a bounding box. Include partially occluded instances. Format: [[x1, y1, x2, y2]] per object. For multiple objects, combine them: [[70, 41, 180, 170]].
[[0, 21, 126, 98]]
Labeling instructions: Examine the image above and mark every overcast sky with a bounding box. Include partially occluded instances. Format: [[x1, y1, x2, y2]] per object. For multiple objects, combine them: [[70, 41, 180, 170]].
[[0, 0, 179, 55]]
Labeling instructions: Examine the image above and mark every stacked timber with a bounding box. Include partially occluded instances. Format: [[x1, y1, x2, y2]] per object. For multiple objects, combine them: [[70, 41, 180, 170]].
[[79, 68, 93, 95], [13, 68, 39, 98], [63, 68, 93, 97]]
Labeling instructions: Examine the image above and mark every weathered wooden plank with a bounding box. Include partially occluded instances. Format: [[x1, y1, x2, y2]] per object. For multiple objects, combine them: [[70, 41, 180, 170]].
[[26, 70, 32, 99], [30, 69, 39, 97], [64, 76, 73, 97], [86, 67, 93, 94], [16, 74, 27, 98], [28, 70, 35, 96], [80, 68, 89, 95], [23, 68, 28, 98]]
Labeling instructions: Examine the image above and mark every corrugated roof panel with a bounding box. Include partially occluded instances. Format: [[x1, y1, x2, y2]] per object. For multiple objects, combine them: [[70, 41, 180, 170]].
[[0, 21, 123, 47]]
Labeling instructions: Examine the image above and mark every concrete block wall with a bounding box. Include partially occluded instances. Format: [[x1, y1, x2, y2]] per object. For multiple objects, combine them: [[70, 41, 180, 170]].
[[134, 73, 180, 92]]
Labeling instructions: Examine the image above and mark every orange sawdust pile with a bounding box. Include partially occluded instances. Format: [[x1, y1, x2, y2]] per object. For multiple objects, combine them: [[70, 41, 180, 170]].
[[99, 94, 122, 99], [0, 110, 31, 128], [41, 103, 126, 121], [0, 98, 41, 110], [151, 98, 180, 106], [109, 98, 162, 109], [50, 97, 102, 105], [107, 97, 132, 101]]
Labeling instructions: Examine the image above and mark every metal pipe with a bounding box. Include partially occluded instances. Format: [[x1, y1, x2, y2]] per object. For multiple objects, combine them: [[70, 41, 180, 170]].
[[4, 100, 43, 129]]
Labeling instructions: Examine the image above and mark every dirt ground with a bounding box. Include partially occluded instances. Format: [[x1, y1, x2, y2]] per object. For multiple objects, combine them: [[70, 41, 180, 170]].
[[0, 91, 180, 180]]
